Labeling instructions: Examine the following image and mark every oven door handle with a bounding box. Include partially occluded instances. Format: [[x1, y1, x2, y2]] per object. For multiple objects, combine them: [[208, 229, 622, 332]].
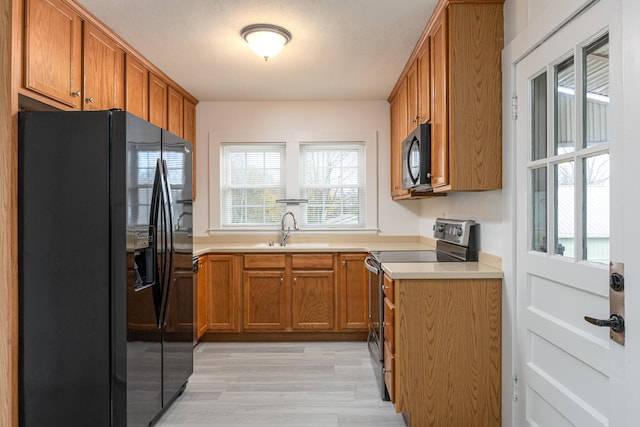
[[364, 256, 381, 274]]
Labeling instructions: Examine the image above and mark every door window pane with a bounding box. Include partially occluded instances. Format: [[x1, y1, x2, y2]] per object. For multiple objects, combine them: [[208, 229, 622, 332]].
[[531, 72, 547, 161], [584, 34, 609, 148], [555, 161, 575, 257], [584, 154, 609, 263], [531, 167, 547, 253], [555, 57, 576, 155]]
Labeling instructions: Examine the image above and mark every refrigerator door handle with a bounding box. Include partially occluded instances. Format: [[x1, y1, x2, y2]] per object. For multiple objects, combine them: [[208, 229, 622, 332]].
[[160, 160, 175, 327], [150, 159, 165, 327]]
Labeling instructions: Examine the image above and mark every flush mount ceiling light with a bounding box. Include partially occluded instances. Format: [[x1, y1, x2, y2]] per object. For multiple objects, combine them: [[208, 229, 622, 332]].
[[241, 24, 292, 61]]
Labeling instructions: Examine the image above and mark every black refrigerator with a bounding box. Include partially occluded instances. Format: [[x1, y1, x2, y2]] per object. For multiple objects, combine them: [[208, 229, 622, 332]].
[[18, 110, 194, 426]]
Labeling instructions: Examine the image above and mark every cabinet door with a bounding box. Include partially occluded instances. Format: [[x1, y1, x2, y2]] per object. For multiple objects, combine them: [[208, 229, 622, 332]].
[[149, 72, 168, 129], [243, 270, 287, 330], [167, 86, 184, 137], [430, 8, 449, 189], [196, 255, 207, 339], [292, 270, 335, 330], [125, 55, 149, 120], [338, 254, 368, 330], [417, 40, 431, 123], [206, 255, 239, 331], [184, 99, 197, 144], [407, 62, 419, 129], [84, 22, 124, 111], [24, 0, 82, 109], [390, 84, 409, 199]]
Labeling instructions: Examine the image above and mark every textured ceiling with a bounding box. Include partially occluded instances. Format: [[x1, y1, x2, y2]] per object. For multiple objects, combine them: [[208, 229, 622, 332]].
[[75, 0, 438, 101]]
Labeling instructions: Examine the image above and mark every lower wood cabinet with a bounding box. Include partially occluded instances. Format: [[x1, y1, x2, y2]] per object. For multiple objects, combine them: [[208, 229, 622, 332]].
[[195, 251, 369, 340], [206, 254, 240, 332], [394, 277, 502, 425], [196, 255, 208, 339], [291, 254, 335, 330], [243, 269, 287, 330], [338, 253, 369, 330]]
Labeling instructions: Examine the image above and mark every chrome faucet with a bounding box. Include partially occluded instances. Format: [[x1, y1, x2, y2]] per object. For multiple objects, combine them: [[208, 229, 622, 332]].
[[280, 211, 299, 246]]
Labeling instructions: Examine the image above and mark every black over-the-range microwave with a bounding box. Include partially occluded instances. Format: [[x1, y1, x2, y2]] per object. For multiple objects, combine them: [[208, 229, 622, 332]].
[[401, 122, 432, 191]]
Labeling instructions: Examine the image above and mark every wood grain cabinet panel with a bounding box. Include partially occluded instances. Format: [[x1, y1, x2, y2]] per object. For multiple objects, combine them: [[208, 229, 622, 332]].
[[24, 0, 83, 109], [430, 8, 449, 189], [417, 39, 431, 124], [338, 253, 369, 330], [395, 278, 502, 425], [389, 81, 410, 200], [125, 55, 149, 120], [243, 270, 287, 330], [83, 22, 124, 111], [167, 86, 184, 137], [148, 72, 168, 129], [205, 255, 240, 332], [196, 255, 208, 339], [291, 270, 335, 330]]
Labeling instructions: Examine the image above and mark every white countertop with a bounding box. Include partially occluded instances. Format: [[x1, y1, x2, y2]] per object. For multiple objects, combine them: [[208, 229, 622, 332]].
[[381, 261, 503, 280], [193, 236, 503, 279]]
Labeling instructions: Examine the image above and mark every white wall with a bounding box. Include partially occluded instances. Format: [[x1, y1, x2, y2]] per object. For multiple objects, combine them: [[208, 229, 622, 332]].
[[193, 101, 422, 237]]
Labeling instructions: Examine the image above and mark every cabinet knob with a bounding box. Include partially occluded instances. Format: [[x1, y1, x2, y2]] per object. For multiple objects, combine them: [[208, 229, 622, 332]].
[[382, 367, 392, 374], [342, 260, 347, 266], [293, 277, 297, 284], [280, 277, 284, 283], [71, 91, 81, 97], [86, 97, 95, 103]]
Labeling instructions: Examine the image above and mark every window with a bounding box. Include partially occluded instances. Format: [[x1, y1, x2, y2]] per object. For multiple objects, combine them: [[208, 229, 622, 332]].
[[299, 143, 365, 227], [529, 32, 609, 263], [213, 130, 377, 232], [220, 144, 285, 227]]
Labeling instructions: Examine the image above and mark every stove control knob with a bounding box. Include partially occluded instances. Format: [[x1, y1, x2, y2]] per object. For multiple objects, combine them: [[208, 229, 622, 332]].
[[436, 224, 445, 233], [455, 227, 463, 237]]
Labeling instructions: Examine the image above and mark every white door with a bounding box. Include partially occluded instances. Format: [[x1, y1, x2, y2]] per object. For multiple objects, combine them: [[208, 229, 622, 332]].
[[515, 1, 626, 425]]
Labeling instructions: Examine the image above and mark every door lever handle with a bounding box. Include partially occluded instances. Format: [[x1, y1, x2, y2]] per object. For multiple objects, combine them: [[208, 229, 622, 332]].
[[584, 314, 625, 333]]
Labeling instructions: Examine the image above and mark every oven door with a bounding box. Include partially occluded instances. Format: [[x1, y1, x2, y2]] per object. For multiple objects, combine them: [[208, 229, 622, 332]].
[[364, 255, 383, 361]]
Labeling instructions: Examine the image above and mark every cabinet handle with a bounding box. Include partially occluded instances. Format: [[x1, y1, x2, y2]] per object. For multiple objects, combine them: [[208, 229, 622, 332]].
[[71, 91, 81, 97], [293, 277, 297, 284], [280, 277, 284, 283], [86, 97, 95, 103], [342, 260, 346, 266], [383, 322, 392, 327]]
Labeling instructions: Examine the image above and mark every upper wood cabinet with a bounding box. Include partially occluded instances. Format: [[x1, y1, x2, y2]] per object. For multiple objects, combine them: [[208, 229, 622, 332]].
[[388, 0, 504, 195], [125, 55, 149, 120], [430, 9, 449, 189], [390, 80, 410, 200], [24, 0, 83, 109], [148, 72, 168, 129], [183, 99, 196, 144], [167, 86, 184, 138], [430, 2, 503, 191], [83, 22, 124, 111]]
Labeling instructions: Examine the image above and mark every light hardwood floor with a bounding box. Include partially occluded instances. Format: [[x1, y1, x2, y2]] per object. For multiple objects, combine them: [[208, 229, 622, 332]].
[[155, 341, 406, 427]]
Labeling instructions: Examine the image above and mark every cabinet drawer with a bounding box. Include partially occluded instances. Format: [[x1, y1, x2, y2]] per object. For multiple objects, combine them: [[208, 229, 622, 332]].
[[384, 340, 395, 403], [383, 274, 394, 302], [384, 297, 395, 353], [291, 254, 333, 270], [243, 254, 286, 269]]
